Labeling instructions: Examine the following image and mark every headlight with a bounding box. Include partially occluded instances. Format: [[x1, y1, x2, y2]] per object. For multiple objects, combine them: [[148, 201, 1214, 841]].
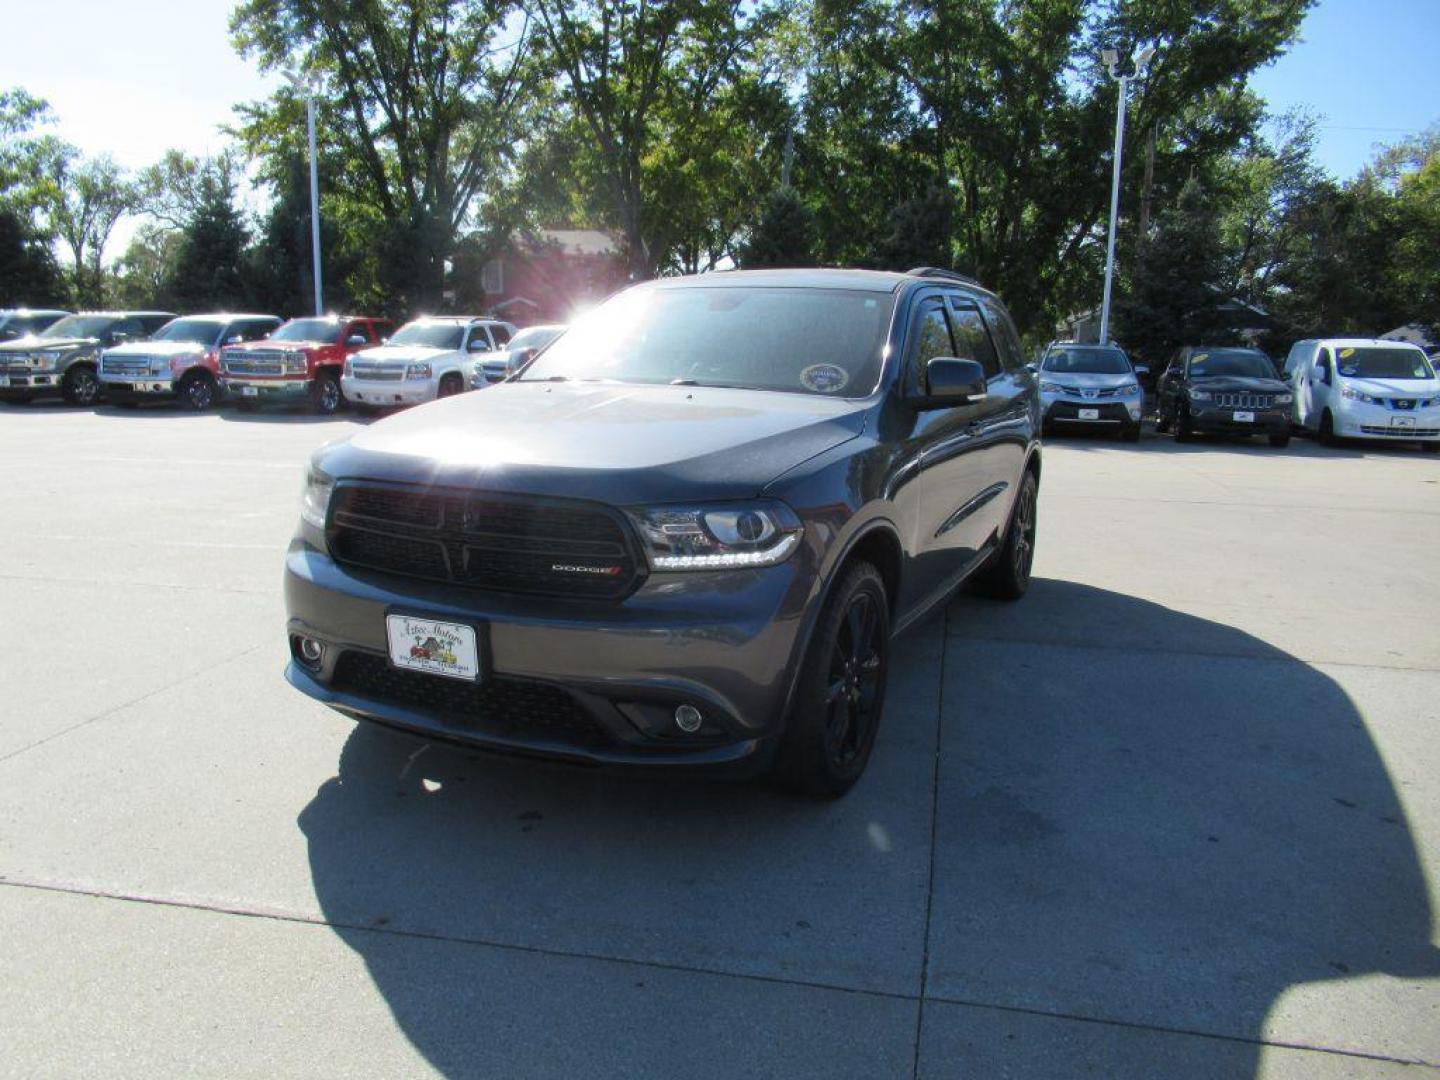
[[1275, 393, 1294, 405], [1118, 382, 1141, 396], [284, 350, 307, 374], [1340, 385, 1375, 403], [300, 467, 334, 530], [1188, 389, 1212, 401], [405, 362, 432, 379], [1038, 381, 1068, 394], [626, 501, 802, 571]]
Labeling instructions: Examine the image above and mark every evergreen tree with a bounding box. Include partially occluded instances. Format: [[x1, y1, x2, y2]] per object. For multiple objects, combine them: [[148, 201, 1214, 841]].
[[1116, 178, 1236, 364], [874, 183, 954, 272], [0, 207, 65, 306], [164, 170, 249, 311], [740, 186, 817, 269]]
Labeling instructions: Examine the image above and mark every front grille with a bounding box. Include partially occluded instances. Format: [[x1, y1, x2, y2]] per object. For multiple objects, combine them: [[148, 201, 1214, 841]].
[[1360, 425, 1440, 437], [1050, 401, 1129, 421], [3, 354, 31, 372], [1386, 398, 1418, 411], [223, 349, 286, 376], [331, 651, 606, 746], [102, 357, 152, 375], [328, 483, 643, 600], [350, 363, 405, 382], [1213, 393, 1275, 409]]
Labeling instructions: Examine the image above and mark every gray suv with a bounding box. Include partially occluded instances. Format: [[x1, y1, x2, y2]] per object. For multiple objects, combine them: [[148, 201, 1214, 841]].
[[285, 268, 1042, 796]]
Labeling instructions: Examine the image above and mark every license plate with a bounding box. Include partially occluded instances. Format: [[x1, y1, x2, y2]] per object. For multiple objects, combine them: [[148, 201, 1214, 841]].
[[1233, 411, 1254, 422], [1392, 416, 1416, 429], [240, 385, 259, 397], [132, 382, 150, 392], [1078, 408, 1099, 420], [386, 615, 481, 682]]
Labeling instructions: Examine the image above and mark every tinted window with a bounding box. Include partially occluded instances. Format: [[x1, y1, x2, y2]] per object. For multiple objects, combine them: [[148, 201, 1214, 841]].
[[109, 318, 145, 341], [238, 319, 281, 341], [522, 285, 894, 397], [1187, 348, 1274, 379], [141, 315, 172, 334], [1333, 345, 1434, 380], [508, 326, 563, 351], [39, 315, 117, 340], [976, 299, 1022, 375], [272, 318, 342, 343], [489, 323, 512, 346], [152, 318, 226, 345], [949, 302, 1001, 379], [906, 298, 955, 396], [389, 322, 466, 349], [1042, 346, 1132, 375]]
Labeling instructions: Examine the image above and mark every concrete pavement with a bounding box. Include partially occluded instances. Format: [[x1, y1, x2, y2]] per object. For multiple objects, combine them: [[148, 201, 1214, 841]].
[[0, 401, 1436, 1077]]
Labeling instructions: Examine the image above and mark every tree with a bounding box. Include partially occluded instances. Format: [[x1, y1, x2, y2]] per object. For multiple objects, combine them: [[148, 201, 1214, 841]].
[[0, 207, 64, 306], [874, 182, 953, 271], [1116, 177, 1235, 363], [740, 186, 817, 267], [162, 167, 250, 311], [231, 0, 536, 312], [112, 224, 185, 310], [44, 151, 136, 307]]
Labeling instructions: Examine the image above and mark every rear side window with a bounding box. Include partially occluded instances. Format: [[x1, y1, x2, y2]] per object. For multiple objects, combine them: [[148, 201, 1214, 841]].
[[973, 299, 1021, 376], [489, 323, 511, 346], [906, 298, 955, 396], [949, 301, 1002, 379]]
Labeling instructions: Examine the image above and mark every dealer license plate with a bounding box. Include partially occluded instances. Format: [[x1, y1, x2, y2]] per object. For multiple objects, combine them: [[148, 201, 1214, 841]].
[[1078, 408, 1099, 420], [1391, 416, 1416, 429], [1233, 411, 1254, 422], [132, 382, 150, 392], [386, 615, 481, 682], [240, 385, 259, 397]]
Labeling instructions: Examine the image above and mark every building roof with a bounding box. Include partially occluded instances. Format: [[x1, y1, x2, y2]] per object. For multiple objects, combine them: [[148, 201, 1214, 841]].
[[536, 229, 620, 256]]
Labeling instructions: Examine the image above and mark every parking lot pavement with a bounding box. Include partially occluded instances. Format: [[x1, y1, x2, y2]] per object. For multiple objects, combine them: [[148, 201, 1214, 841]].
[[1, 405, 1437, 1078]]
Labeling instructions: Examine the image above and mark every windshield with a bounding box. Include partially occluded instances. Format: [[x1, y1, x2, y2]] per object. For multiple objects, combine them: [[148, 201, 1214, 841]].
[[1334, 345, 1435, 380], [271, 318, 341, 343], [39, 315, 117, 340], [509, 326, 563, 351], [520, 286, 892, 396], [1187, 349, 1274, 379], [1042, 346, 1131, 375], [388, 322, 465, 350], [151, 318, 225, 346]]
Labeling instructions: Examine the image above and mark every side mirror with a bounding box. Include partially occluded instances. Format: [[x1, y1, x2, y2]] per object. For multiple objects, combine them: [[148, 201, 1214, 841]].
[[467, 337, 490, 352], [1024, 362, 1037, 374], [1133, 363, 1149, 377], [346, 334, 367, 347], [920, 356, 987, 407]]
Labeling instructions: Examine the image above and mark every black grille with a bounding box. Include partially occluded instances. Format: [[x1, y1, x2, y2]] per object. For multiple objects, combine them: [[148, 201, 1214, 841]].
[[332, 652, 606, 745], [1050, 401, 1129, 421], [328, 483, 642, 600], [1213, 393, 1275, 409]]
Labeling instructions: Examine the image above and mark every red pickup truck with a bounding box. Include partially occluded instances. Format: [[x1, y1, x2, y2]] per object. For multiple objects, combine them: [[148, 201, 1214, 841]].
[[218, 315, 394, 414]]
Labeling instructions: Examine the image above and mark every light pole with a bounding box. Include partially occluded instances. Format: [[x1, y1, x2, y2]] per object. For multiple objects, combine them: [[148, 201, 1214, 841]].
[[1097, 44, 1155, 346], [283, 68, 325, 316]]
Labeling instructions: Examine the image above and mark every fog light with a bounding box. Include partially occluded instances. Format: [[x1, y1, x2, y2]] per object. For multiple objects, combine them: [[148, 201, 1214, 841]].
[[674, 704, 703, 734], [297, 636, 324, 667]]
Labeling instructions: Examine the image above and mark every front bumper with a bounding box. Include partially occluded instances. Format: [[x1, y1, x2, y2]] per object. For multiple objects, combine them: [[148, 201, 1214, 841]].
[[341, 376, 435, 406], [1042, 394, 1142, 428], [98, 375, 179, 399], [220, 376, 310, 402], [1, 371, 62, 397], [1186, 404, 1290, 435], [1335, 402, 1440, 441], [283, 540, 816, 770]]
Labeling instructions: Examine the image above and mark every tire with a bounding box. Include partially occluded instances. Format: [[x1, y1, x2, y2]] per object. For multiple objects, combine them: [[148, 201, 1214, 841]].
[[178, 371, 217, 412], [1268, 434, 1291, 448], [1175, 405, 1195, 442], [437, 373, 464, 398], [973, 469, 1039, 601], [1318, 410, 1338, 446], [775, 561, 890, 799], [60, 364, 101, 407], [311, 371, 343, 415]]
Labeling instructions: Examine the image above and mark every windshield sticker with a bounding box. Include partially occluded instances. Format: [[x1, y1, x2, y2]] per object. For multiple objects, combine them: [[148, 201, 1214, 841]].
[[800, 363, 849, 393], [1339, 347, 1355, 358], [1192, 353, 1208, 364]]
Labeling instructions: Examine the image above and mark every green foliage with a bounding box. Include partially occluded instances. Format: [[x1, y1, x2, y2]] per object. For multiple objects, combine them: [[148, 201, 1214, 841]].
[[0, 207, 64, 306], [740, 186, 817, 268], [163, 167, 251, 311], [43, 152, 136, 307], [874, 183, 954, 271], [1116, 177, 1236, 363]]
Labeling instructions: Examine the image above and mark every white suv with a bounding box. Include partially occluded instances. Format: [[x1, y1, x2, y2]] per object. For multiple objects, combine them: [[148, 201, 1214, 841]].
[[341, 316, 516, 408], [1283, 338, 1440, 450]]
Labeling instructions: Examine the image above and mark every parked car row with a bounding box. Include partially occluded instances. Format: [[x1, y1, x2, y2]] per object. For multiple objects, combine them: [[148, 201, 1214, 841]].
[[1037, 338, 1440, 451], [0, 309, 567, 414]]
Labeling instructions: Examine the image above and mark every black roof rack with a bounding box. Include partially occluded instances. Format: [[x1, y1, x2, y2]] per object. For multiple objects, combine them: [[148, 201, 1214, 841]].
[[906, 266, 984, 288]]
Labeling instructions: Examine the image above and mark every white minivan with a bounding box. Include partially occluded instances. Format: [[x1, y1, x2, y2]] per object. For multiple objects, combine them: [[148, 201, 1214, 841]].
[[1283, 338, 1440, 450]]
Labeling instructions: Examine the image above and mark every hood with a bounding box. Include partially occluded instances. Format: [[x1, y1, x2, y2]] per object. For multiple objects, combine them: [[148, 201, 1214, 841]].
[[105, 340, 208, 357], [244, 338, 331, 351], [1190, 375, 1289, 392], [0, 337, 97, 354], [323, 381, 870, 503], [351, 344, 449, 364], [1339, 376, 1440, 397], [1040, 371, 1136, 389]]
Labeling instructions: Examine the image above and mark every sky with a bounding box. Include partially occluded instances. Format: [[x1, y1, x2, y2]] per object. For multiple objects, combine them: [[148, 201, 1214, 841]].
[[2, 0, 1437, 254]]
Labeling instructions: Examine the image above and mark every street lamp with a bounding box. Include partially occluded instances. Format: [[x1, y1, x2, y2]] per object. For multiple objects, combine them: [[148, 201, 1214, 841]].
[[283, 68, 325, 317], [1097, 44, 1156, 346]]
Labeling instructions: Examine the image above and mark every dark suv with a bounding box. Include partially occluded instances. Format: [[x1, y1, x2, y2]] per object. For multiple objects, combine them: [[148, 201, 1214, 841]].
[[284, 268, 1042, 796], [0, 311, 176, 405], [1155, 346, 1293, 446]]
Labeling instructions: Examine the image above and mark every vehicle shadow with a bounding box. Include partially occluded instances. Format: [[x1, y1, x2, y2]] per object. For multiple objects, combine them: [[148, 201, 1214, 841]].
[[297, 581, 1438, 1076], [1049, 424, 1437, 458]]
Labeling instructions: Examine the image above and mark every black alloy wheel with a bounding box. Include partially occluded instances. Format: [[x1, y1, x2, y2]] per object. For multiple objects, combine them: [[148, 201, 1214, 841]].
[[312, 372, 343, 415], [975, 469, 1038, 600], [777, 561, 890, 798], [437, 373, 463, 398], [180, 371, 216, 411], [61, 365, 100, 406]]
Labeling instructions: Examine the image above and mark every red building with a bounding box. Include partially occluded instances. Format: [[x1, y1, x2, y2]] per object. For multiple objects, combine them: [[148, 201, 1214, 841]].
[[482, 229, 631, 327]]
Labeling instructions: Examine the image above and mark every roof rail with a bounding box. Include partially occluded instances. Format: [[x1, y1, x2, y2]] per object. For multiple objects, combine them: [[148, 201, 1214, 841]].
[[906, 266, 983, 288]]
